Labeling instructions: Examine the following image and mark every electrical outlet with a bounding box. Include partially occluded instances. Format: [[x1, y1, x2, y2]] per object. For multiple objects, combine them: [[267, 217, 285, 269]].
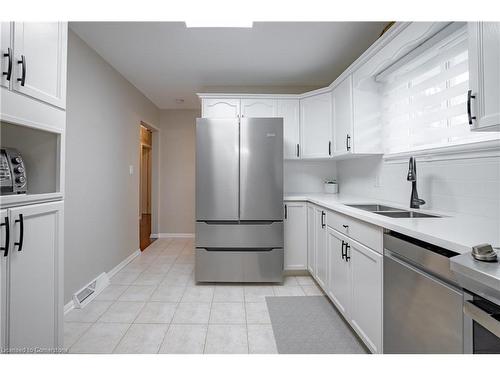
[[374, 173, 381, 187]]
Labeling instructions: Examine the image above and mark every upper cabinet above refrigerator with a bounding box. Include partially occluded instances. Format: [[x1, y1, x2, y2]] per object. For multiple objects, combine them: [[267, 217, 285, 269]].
[[468, 22, 500, 132]]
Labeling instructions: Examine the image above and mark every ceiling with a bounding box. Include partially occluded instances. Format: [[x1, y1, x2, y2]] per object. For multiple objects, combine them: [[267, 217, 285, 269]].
[[70, 22, 388, 109]]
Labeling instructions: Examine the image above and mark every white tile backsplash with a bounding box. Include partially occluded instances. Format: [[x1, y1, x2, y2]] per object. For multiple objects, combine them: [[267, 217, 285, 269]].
[[284, 160, 337, 194], [337, 156, 500, 220]]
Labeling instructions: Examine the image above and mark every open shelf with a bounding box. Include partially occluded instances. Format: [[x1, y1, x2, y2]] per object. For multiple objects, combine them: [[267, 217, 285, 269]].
[[1, 121, 63, 207]]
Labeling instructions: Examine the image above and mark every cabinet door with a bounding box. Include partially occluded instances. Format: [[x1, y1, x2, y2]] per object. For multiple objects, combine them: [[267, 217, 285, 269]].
[[202, 98, 240, 118], [0, 209, 8, 350], [7, 201, 63, 351], [284, 202, 307, 271], [13, 22, 67, 109], [1, 22, 11, 89], [468, 22, 500, 131], [307, 204, 315, 275], [241, 99, 277, 118], [333, 75, 354, 154], [315, 207, 327, 288], [327, 228, 351, 316], [300, 92, 332, 158], [350, 240, 382, 353], [277, 99, 300, 159]]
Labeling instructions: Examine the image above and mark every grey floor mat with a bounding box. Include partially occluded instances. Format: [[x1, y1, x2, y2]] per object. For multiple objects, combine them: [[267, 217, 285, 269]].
[[266, 296, 368, 354]]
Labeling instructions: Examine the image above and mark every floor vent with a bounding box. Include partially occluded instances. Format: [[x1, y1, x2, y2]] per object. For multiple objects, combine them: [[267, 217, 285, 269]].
[[72, 272, 110, 309]]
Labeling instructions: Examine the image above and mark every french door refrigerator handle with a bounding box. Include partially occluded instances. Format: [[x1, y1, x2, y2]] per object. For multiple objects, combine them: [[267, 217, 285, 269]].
[[1, 216, 9, 257], [14, 214, 24, 252]]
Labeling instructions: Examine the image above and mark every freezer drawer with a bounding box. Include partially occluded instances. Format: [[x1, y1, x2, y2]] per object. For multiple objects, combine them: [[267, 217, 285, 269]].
[[240, 118, 283, 221], [195, 248, 283, 283], [196, 118, 239, 221], [196, 221, 283, 248]]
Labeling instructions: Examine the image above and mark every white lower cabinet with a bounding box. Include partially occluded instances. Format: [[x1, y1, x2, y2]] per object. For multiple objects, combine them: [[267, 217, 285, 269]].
[[307, 204, 315, 275], [314, 206, 328, 289], [284, 202, 307, 271], [0, 201, 63, 353], [326, 226, 383, 353], [327, 228, 351, 316]]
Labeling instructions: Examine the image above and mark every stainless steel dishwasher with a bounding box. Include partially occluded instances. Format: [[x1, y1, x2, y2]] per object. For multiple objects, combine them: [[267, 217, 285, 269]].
[[384, 231, 464, 353]]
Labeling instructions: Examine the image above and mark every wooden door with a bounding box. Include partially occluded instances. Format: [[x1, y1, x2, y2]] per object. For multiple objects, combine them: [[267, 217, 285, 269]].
[[202, 98, 240, 118], [327, 228, 351, 316], [277, 99, 300, 159], [240, 98, 277, 118]]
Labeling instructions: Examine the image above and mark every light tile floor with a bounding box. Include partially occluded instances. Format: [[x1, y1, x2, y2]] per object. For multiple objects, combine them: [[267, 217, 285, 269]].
[[65, 238, 324, 354]]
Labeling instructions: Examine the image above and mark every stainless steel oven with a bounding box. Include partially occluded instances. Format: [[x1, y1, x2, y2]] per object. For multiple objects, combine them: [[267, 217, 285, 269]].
[[463, 292, 500, 354]]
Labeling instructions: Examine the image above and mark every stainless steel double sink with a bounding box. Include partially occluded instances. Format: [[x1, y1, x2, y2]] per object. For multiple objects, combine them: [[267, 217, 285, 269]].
[[346, 204, 442, 218]]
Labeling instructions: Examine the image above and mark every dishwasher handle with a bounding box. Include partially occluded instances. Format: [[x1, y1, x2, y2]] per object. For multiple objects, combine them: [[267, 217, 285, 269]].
[[464, 301, 500, 339]]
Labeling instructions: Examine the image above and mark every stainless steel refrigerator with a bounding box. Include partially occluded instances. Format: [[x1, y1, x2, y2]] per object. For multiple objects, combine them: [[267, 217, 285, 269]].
[[195, 117, 284, 283]]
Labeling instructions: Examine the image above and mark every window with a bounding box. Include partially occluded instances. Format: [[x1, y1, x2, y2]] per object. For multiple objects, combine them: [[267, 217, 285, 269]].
[[378, 25, 499, 155]]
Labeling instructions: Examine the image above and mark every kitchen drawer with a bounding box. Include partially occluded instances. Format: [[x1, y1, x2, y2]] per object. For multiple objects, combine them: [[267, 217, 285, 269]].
[[327, 210, 382, 253]]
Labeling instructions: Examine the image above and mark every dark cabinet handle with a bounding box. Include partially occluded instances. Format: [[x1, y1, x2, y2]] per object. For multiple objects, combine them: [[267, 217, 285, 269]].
[[345, 243, 351, 262], [467, 90, 476, 125], [341, 240, 346, 260], [321, 211, 326, 228], [17, 55, 26, 86], [284, 204, 288, 220], [1, 216, 9, 257], [346, 134, 351, 151], [342, 224, 349, 229], [3, 47, 12, 81], [296, 144, 300, 158], [14, 214, 24, 252], [328, 141, 332, 156]]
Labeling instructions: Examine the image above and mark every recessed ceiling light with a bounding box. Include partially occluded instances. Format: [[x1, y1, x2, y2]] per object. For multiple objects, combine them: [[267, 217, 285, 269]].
[[184, 21, 253, 28], [175, 98, 185, 104]]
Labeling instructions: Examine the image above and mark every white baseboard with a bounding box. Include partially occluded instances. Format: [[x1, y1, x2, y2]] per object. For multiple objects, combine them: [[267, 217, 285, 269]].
[[107, 249, 141, 279], [150, 233, 158, 239], [64, 249, 141, 315], [156, 233, 195, 238]]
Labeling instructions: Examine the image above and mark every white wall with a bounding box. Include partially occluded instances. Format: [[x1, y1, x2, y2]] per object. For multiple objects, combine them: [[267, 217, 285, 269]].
[[337, 156, 500, 220], [157, 109, 199, 235], [284, 160, 337, 194], [65, 30, 160, 303]]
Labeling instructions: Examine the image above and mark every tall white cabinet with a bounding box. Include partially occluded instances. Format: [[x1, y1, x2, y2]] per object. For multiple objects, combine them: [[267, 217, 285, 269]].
[[277, 99, 300, 159], [1, 22, 66, 353], [468, 22, 500, 131]]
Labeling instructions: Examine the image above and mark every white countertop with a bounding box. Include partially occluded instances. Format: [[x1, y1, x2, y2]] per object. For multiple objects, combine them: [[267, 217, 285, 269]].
[[285, 193, 500, 255]]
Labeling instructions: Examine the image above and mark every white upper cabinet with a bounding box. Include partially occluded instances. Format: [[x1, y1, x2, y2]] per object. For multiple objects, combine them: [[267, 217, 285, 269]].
[[12, 22, 67, 109], [202, 98, 240, 118], [468, 22, 500, 131], [240, 98, 277, 117], [1, 23, 11, 89], [284, 202, 308, 271], [277, 99, 300, 159], [332, 75, 354, 155], [300, 92, 332, 159]]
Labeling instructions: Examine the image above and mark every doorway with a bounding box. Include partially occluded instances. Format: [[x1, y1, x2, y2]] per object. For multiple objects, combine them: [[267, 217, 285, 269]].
[[139, 125, 153, 250]]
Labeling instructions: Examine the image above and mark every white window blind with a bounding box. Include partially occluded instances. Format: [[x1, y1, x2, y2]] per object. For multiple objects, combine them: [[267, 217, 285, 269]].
[[379, 26, 499, 155]]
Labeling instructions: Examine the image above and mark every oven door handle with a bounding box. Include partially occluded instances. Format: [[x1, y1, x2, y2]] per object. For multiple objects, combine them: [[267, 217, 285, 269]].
[[464, 300, 500, 339]]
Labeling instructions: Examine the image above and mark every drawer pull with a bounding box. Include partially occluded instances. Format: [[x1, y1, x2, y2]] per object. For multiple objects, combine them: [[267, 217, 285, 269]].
[[342, 224, 349, 229]]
